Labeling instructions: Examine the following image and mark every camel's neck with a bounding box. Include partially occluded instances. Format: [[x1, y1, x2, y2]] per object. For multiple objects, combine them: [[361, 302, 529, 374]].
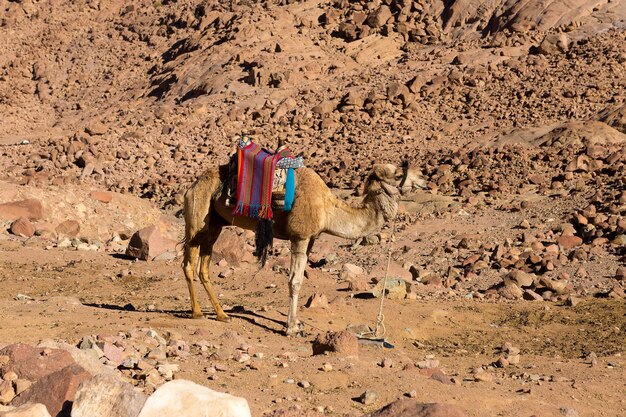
[[323, 193, 392, 240]]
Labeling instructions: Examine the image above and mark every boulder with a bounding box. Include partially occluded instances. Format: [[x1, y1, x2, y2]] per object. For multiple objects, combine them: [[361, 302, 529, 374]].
[[0, 403, 52, 417], [11, 364, 91, 417], [0, 344, 75, 381], [212, 229, 247, 266], [126, 225, 176, 261], [369, 399, 468, 417], [0, 200, 43, 221], [71, 374, 146, 417], [9, 217, 35, 238], [312, 330, 359, 357], [366, 5, 393, 28], [55, 221, 80, 238], [137, 380, 250, 417]]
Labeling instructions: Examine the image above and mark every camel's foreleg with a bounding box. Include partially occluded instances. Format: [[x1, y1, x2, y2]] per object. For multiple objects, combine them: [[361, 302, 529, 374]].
[[182, 243, 203, 319], [198, 223, 230, 322], [286, 238, 309, 335]]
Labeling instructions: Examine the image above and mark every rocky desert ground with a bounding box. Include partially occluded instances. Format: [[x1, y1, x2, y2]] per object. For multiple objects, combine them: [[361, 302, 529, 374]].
[[0, 0, 625, 416]]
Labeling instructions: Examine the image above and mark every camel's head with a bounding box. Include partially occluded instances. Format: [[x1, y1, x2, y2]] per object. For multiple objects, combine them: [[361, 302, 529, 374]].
[[364, 164, 404, 221], [365, 163, 427, 197]]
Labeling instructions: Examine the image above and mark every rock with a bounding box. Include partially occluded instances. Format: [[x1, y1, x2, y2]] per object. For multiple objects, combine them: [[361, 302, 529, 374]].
[[474, 371, 494, 382], [137, 380, 250, 417], [539, 277, 569, 295], [616, 267, 626, 281], [372, 278, 409, 300], [11, 364, 91, 417], [126, 225, 176, 261], [504, 270, 535, 287], [0, 403, 52, 417], [358, 390, 378, 405], [556, 235, 583, 249], [369, 399, 468, 417], [366, 6, 392, 28], [55, 221, 80, 238], [0, 381, 15, 405], [566, 296, 582, 307], [347, 276, 370, 292], [0, 344, 75, 381], [212, 230, 247, 266], [498, 283, 523, 300], [560, 407, 579, 417], [10, 217, 35, 238], [100, 343, 125, 367], [312, 331, 359, 357], [0, 200, 44, 221], [340, 263, 364, 280], [304, 293, 328, 309], [538, 33, 569, 55], [71, 374, 147, 417], [36, 340, 116, 378], [85, 122, 108, 136], [89, 192, 113, 204]]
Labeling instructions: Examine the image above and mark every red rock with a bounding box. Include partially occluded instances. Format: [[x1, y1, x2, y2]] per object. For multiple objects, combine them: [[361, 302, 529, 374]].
[[0, 199, 43, 221], [55, 220, 80, 238], [556, 235, 583, 249], [312, 331, 359, 357], [304, 293, 328, 309], [100, 343, 125, 367], [212, 229, 246, 266], [126, 225, 176, 261], [11, 364, 91, 417], [10, 217, 35, 238], [0, 344, 75, 381], [89, 191, 113, 204], [369, 399, 468, 417]]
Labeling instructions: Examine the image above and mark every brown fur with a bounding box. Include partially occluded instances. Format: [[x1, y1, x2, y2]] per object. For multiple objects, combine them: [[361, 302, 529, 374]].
[[182, 163, 422, 335]]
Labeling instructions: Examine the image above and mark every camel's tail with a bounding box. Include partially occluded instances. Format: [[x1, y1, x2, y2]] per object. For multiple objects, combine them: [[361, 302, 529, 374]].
[[254, 219, 273, 267]]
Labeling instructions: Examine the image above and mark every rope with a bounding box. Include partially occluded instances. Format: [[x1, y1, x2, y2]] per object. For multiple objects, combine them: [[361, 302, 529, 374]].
[[360, 218, 397, 339]]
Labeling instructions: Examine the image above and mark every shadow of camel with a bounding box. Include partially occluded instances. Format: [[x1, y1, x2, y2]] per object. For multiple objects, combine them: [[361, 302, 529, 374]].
[[81, 303, 287, 335]]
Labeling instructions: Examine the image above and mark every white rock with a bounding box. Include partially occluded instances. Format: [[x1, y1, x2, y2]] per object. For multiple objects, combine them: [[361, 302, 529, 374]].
[[137, 380, 251, 417], [0, 403, 52, 417]]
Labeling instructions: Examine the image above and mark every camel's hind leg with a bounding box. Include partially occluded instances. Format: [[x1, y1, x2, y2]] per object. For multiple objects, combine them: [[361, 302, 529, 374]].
[[198, 221, 230, 322], [183, 242, 203, 319]]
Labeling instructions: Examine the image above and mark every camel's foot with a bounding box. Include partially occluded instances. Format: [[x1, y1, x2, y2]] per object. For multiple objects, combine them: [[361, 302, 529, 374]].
[[216, 313, 231, 323], [285, 321, 305, 337], [191, 311, 204, 319]]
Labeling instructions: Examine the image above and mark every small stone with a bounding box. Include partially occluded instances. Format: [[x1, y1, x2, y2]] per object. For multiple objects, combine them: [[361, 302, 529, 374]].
[[519, 219, 531, 229], [320, 363, 333, 372], [305, 293, 328, 309], [474, 371, 494, 382], [358, 390, 378, 405], [89, 191, 113, 203], [298, 381, 311, 389]]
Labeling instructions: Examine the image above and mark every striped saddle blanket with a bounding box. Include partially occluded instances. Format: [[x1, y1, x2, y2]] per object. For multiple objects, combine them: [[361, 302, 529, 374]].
[[228, 140, 303, 220]]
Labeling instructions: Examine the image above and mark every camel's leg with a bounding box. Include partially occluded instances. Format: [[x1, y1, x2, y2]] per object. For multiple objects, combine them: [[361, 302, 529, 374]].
[[198, 223, 230, 322], [286, 238, 310, 335], [306, 238, 316, 256], [183, 243, 203, 319]]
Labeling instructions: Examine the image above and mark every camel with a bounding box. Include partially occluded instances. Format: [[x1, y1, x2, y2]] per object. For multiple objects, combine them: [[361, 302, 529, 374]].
[[182, 161, 426, 335]]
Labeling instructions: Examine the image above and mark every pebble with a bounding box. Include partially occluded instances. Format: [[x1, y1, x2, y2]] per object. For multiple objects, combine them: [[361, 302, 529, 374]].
[[358, 390, 378, 405]]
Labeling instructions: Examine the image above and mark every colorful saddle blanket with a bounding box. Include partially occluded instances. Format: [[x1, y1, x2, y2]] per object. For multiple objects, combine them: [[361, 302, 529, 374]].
[[231, 140, 301, 220]]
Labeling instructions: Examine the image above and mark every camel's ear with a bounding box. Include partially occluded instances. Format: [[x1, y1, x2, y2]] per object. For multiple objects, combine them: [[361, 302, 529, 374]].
[[372, 164, 393, 181]]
